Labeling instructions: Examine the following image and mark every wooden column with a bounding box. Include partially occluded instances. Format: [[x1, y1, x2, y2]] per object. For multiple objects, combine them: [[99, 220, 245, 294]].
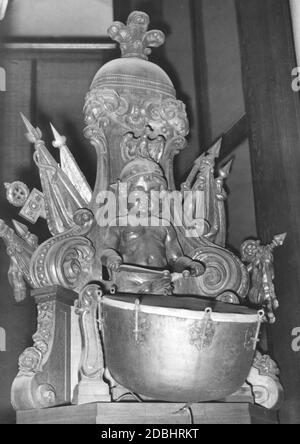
[[236, 0, 300, 424]]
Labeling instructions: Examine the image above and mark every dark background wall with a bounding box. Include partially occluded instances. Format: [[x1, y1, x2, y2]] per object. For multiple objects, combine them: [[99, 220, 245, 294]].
[[236, 0, 300, 423], [198, 0, 256, 250], [0, 0, 256, 423]]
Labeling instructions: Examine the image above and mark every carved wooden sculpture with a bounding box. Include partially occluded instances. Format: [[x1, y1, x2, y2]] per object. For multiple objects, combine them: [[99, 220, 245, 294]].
[[0, 11, 286, 413]]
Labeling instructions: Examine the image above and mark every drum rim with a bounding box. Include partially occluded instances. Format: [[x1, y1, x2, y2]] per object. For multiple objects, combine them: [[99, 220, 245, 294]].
[[102, 296, 260, 323]]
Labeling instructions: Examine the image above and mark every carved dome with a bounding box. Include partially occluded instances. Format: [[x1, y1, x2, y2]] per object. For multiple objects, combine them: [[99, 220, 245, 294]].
[[89, 11, 175, 97], [83, 11, 189, 191], [91, 58, 176, 97]]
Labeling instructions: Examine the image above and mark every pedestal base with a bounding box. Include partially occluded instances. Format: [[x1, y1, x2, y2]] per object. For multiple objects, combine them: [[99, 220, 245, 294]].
[[17, 403, 279, 425]]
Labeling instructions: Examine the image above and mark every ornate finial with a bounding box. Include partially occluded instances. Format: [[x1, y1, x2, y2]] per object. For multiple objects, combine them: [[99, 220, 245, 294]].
[[20, 113, 42, 144], [207, 138, 222, 159], [12, 220, 29, 238], [50, 123, 92, 204], [4, 181, 46, 224], [108, 11, 165, 60], [272, 233, 287, 248], [50, 123, 67, 149], [4, 181, 30, 207], [0, 0, 9, 21], [219, 159, 233, 179], [12, 220, 39, 249], [216, 160, 232, 203]]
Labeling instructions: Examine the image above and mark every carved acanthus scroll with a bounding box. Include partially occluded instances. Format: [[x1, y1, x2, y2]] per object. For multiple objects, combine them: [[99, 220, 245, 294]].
[[75, 283, 110, 404], [247, 351, 283, 410], [18, 301, 55, 376], [30, 209, 95, 292], [11, 287, 78, 411]]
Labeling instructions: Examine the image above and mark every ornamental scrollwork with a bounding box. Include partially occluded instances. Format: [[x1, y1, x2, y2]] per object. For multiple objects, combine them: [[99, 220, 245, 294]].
[[30, 209, 95, 291], [108, 11, 165, 60], [84, 88, 189, 140], [18, 301, 55, 375], [18, 347, 42, 374], [75, 283, 105, 380], [190, 244, 250, 300], [120, 131, 165, 164], [241, 233, 287, 323], [75, 283, 104, 316], [253, 351, 280, 381], [190, 309, 215, 351], [247, 350, 283, 410]]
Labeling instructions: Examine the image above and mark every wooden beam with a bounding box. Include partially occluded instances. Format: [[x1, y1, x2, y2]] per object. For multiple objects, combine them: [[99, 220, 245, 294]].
[[236, 0, 300, 424], [2, 42, 116, 51], [190, 0, 212, 149], [16, 402, 278, 425], [219, 114, 248, 161], [180, 114, 249, 180], [113, 0, 132, 22]]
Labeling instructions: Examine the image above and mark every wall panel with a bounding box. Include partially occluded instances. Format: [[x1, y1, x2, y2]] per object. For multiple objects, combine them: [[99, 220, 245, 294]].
[[0, 56, 36, 424]]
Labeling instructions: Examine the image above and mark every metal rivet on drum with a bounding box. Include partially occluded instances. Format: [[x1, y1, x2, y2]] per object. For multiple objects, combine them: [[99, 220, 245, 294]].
[[252, 310, 265, 351], [190, 307, 215, 351], [110, 284, 117, 295], [202, 308, 214, 349], [133, 299, 141, 343]]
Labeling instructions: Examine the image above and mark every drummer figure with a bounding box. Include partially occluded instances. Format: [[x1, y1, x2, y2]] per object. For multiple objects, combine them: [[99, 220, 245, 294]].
[[101, 156, 205, 295]]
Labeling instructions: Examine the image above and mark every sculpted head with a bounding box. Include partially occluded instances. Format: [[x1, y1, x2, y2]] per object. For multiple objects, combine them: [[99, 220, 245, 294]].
[[120, 157, 167, 217]]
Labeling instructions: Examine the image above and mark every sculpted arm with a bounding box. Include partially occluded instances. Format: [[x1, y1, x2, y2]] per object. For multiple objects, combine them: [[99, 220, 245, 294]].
[[101, 225, 123, 272], [165, 225, 205, 277]]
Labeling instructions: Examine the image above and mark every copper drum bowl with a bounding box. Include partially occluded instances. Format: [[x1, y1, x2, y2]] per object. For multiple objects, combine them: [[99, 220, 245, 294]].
[[101, 294, 263, 402]]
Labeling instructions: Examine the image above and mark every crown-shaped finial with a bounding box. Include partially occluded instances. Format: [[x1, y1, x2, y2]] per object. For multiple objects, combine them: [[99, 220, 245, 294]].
[[108, 11, 165, 60]]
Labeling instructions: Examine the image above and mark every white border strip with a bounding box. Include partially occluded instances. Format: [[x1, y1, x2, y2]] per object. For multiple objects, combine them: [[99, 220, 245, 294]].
[[3, 43, 116, 51], [103, 297, 258, 323]]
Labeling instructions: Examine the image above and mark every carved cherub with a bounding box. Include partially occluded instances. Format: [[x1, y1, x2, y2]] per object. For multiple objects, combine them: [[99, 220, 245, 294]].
[[241, 234, 286, 323], [101, 157, 205, 294], [0, 219, 37, 302]]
